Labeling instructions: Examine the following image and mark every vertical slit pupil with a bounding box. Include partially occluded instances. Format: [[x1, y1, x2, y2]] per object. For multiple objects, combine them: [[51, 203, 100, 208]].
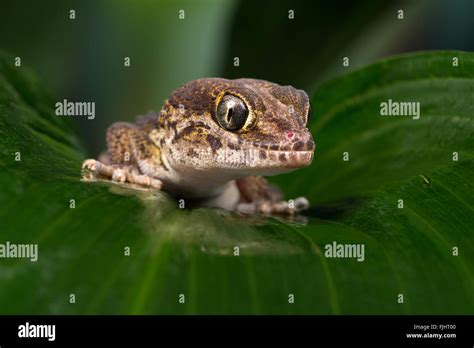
[[226, 107, 233, 123]]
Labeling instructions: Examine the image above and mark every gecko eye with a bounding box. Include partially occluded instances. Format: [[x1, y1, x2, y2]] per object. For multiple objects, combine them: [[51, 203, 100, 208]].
[[216, 94, 249, 131]]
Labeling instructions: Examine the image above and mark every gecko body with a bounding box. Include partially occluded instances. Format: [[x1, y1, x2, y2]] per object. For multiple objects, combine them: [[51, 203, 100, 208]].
[[82, 78, 315, 215]]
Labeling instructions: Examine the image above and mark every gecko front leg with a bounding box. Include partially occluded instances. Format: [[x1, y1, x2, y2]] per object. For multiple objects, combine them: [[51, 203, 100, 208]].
[[82, 159, 162, 189], [235, 176, 309, 215], [236, 197, 309, 215], [81, 122, 163, 190]]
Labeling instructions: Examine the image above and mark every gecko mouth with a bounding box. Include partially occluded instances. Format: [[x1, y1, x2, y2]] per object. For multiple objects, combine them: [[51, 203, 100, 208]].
[[224, 138, 316, 175], [255, 138, 315, 167], [236, 146, 314, 176], [268, 150, 314, 168], [263, 149, 314, 168], [232, 149, 312, 177]]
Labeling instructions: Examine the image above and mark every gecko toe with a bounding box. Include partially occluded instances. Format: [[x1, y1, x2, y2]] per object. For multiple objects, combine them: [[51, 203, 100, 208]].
[[293, 197, 309, 211], [112, 169, 127, 183], [82, 159, 97, 172]]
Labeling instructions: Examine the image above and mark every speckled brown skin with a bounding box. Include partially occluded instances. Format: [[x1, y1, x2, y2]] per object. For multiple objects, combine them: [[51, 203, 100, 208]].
[[82, 78, 315, 215]]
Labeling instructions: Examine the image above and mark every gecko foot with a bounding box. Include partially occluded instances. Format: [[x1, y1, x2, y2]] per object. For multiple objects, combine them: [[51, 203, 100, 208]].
[[81, 159, 162, 190], [236, 196, 309, 216]]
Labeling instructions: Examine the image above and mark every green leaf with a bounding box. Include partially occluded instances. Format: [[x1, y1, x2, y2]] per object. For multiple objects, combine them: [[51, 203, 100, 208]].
[[0, 51, 473, 314], [274, 51, 474, 203]]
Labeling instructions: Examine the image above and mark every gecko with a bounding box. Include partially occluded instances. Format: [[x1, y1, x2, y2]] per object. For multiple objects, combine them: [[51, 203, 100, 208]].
[[82, 78, 315, 215]]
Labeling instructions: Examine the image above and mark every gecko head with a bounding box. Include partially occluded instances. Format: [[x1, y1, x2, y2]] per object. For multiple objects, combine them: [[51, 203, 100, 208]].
[[156, 78, 315, 177]]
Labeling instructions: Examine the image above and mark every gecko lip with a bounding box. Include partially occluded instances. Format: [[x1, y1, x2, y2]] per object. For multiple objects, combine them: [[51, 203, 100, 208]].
[[241, 148, 314, 176], [239, 149, 313, 176], [271, 149, 314, 168], [259, 138, 315, 167]]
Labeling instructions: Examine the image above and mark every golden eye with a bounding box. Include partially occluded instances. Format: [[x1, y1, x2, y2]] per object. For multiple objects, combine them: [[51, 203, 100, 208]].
[[216, 94, 249, 131]]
